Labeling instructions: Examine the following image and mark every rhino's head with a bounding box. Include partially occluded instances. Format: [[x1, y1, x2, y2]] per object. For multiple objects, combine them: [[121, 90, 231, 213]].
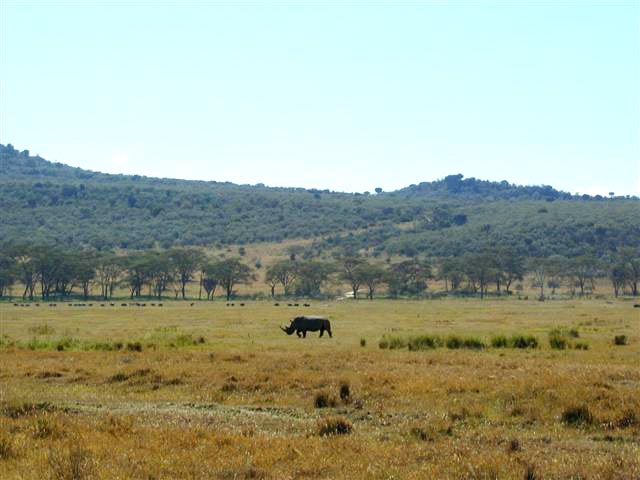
[[280, 323, 295, 335]]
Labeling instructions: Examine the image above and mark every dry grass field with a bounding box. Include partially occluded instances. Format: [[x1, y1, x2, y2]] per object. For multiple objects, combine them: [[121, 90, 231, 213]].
[[0, 298, 638, 479]]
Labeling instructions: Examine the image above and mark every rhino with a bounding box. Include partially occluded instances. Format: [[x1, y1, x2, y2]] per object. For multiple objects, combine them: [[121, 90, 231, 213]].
[[280, 316, 332, 338]]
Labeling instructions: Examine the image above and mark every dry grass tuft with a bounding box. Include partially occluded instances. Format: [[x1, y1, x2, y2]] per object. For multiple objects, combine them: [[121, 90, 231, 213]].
[[317, 416, 352, 436], [561, 405, 594, 427]]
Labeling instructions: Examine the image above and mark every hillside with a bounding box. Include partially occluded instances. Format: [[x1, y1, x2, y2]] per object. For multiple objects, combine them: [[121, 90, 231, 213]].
[[1, 143, 638, 257]]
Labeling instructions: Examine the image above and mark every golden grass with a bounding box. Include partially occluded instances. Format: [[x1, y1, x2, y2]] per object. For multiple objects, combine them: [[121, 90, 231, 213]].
[[0, 298, 638, 479]]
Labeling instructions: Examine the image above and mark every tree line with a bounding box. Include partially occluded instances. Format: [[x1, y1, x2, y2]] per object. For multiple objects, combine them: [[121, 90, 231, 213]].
[[0, 245, 638, 301]]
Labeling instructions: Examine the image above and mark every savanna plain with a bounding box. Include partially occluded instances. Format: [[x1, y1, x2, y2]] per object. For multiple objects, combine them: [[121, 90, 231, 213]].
[[0, 298, 638, 479]]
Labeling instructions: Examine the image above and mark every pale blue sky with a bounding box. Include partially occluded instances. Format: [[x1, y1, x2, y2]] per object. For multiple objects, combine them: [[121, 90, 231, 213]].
[[1, 1, 638, 195]]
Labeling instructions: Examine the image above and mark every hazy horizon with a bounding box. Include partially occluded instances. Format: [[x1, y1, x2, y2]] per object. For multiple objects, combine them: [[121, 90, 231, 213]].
[[1, 1, 638, 196]]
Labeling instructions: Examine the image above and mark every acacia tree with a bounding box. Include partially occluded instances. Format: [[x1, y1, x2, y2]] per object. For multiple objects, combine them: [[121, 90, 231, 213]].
[[388, 258, 432, 298], [464, 252, 498, 299], [265, 260, 298, 297], [294, 261, 334, 297], [497, 249, 525, 294], [620, 249, 640, 296], [529, 258, 547, 299], [569, 255, 600, 296], [169, 248, 204, 300], [211, 258, 253, 301], [339, 256, 366, 299], [0, 253, 16, 298], [201, 263, 219, 300], [356, 263, 387, 300], [96, 253, 122, 300], [609, 262, 627, 298], [438, 258, 465, 292]]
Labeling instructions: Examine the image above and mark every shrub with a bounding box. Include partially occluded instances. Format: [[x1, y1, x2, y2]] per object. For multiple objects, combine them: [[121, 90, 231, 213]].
[[549, 335, 568, 350], [378, 338, 389, 349], [108, 372, 129, 383], [339, 382, 351, 403], [461, 337, 485, 350], [574, 342, 589, 350], [48, 446, 94, 480], [317, 416, 352, 436], [408, 335, 441, 350], [491, 335, 508, 348], [616, 409, 638, 428], [126, 342, 142, 352], [0, 434, 14, 459], [360, 338, 366, 347], [510, 335, 538, 349], [387, 336, 407, 350], [314, 391, 337, 409], [568, 328, 580, 338], [561, 405, 593, 426], [614, 335, 627, 346], [445, 335, 463, 349]]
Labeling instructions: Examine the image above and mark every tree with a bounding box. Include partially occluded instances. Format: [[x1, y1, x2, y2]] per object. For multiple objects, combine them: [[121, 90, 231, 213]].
[[388, 258, 432, 298], [96, 253, 122, 300], [265, 260, 298, 297], [200, 263, 219, 300], [438, 258, 465, 291], [210, 258, 253, 301], [339, 257, 366, 299], [529, 258, 547, 300], [545, 255, 568, 296], [356, 263, 387, 300], [609, 261, 627, 298], [620, 249, 640, 296], [0, 253, 16, 298], [74, 252, 97, 300], [497, 249, 525, 294], [463, 252, 498, 299], [569, 255, 600, 296], [294, 261, 334, 297], [169, 248, 204, 300]]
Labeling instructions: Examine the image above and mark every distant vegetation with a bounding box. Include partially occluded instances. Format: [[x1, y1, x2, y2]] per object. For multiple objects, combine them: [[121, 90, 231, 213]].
[[2, 144, 638, 258], [0, 244, 638, 301]]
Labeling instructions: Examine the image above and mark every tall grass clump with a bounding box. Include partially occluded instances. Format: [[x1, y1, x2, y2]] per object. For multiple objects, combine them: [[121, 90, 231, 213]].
[[561, 405, 593, 426], [491, 335, 508, 348], [510, 335, 538, 349], [614, 335, 627, 346], [317, 416, 352, 436], [549, 332, 568, 350], [408, 335, 442, 351], [445, 335, 485, 350], [378, 335, 406, 350]]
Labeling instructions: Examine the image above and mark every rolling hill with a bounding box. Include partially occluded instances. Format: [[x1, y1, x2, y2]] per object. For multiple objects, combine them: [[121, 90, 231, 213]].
[[1, 143, 638, 258]]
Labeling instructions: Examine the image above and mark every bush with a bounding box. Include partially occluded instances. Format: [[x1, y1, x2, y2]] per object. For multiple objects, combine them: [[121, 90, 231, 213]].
[[491, 335, 508, 348], [314, 391, 337, 409], [408, 335, 442, 350], [317, 416, 352, 436], [574, 342, 589, 350], [549, 335, 568, 350], [339, 382, 351, 403], [614, 335, 627, 346], [360, 338, 366, 347], [48, 446, 94, 480], [0, 434, 14, 459], [568, 328, 580, 338], [510, 335, 538, 349], [379, 335, 407, 350], [126, 342, 142, 352], [616, 409, 638, 428], [561, 405, 593, 426]]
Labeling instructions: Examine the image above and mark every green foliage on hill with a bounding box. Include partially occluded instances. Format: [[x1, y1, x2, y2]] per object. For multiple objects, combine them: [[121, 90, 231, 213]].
[[1, 143, 638, 257]]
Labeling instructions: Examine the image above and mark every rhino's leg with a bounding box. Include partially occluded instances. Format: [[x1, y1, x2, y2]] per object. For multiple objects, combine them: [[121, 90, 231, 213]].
[[319, 328, 324, 338], [296, 330, 302, 338], [302, 330, 307, 338], [327, 327, 332, 338]]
